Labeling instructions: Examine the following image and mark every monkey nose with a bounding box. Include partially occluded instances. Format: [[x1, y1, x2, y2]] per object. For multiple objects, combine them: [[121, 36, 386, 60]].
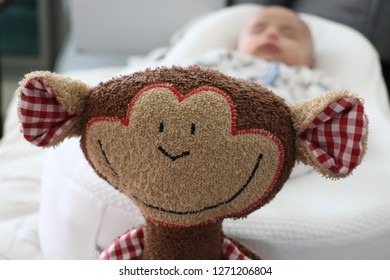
[[158, 146, 190, 161]]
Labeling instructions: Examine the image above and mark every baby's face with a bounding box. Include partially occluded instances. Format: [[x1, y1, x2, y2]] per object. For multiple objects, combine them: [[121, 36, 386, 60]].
[[237, 7, 314, 68]]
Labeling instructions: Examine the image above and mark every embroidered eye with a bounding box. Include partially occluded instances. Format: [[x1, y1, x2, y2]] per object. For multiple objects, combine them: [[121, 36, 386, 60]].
[[191, 123, 196, 135], [159, 121, 164, 133]]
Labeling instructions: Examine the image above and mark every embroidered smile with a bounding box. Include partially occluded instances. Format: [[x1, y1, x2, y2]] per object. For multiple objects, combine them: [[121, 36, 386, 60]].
[[132, 153, 263, 215], [97, 139, 263, 215]]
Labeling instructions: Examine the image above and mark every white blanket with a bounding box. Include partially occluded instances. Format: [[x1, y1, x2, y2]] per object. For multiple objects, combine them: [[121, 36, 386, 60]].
[[182, 48, 337, 104], [0, 96, 44, 259]]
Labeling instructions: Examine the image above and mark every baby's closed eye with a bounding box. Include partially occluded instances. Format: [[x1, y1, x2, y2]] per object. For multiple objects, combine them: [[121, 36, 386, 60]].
[[280, 26, 298, 38]]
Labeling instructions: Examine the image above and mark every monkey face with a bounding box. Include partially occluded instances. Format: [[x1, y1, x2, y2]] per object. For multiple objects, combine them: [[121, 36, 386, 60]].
[[84, 85, 285, 226], [18, 66, 368, 228]]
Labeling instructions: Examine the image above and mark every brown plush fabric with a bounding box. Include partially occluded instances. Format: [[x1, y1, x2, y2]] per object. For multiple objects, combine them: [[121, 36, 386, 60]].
[[80, 66, 296, 223], [85, 86, 285, 226], [142, 220, 224, 260]]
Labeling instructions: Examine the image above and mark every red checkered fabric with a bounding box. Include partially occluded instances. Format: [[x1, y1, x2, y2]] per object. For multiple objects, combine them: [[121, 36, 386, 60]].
[[99, 227, 144, 260], [99, 227, 250, 260], [299, 97, 366, 176], [222, 236, 250, 260], [19, 77, 75, 146]]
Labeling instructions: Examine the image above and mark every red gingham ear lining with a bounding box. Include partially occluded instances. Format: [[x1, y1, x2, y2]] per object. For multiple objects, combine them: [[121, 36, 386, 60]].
[[299, 97, 366, 176], [98, 227, 250, 260], [19, 77, 76, 146]]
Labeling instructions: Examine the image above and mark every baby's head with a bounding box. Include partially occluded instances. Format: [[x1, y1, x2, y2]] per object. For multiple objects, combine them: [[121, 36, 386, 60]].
[[237, 6, 314, 68]]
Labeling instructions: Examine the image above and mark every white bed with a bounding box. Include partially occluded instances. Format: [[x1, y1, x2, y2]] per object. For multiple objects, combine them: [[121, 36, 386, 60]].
[[1, 4, 390, 260]]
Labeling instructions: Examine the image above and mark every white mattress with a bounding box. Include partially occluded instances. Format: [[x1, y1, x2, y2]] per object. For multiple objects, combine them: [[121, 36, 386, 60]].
[[1, 4, 390, 259]]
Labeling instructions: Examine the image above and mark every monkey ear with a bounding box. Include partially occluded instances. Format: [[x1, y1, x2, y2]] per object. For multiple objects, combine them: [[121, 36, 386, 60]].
[[291, 90, 368, 178], [17, 71, 92, 147]]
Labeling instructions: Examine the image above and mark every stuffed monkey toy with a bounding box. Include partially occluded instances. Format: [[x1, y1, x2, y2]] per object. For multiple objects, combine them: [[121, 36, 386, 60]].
[[17, 66, 368, 259]]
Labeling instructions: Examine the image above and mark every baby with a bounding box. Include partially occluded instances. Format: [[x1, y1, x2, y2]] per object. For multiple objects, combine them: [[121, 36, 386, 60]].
[[187, 6, 337, 105], [237, 6, 315, 68]]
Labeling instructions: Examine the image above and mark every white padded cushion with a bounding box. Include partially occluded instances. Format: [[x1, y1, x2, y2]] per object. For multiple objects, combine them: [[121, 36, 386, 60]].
[[39, 4, 390, 259]]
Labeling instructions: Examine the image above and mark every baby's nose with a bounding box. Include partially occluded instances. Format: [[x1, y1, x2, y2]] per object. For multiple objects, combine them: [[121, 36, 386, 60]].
[[263, 27, 279, 39]]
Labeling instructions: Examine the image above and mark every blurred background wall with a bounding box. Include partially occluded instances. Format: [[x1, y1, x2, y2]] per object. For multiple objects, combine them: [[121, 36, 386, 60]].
[[0, 0, 69, 138]]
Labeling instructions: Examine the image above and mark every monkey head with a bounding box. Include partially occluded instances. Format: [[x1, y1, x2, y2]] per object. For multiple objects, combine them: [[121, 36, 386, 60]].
[[17, 66, 368, 227]]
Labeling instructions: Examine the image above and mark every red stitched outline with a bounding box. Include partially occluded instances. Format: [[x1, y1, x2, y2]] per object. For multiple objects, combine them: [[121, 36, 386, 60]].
[[85, 84, 285, 227], [86, 84, 238, 133]]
